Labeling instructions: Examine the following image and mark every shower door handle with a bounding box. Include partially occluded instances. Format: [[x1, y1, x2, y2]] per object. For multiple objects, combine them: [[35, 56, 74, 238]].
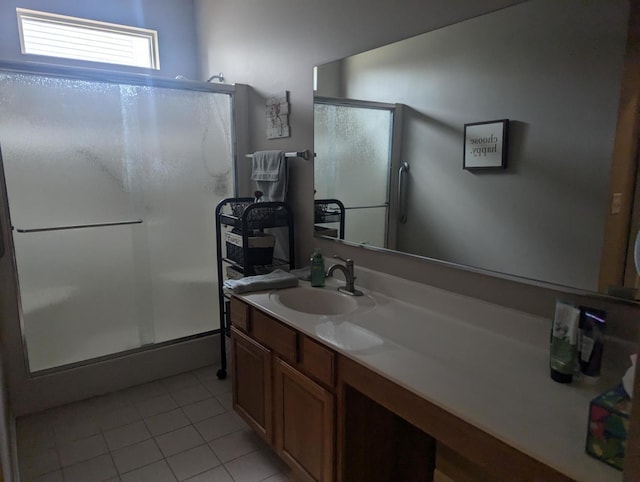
[[16, 219, 143, 233], [397, 162, 410, 224]]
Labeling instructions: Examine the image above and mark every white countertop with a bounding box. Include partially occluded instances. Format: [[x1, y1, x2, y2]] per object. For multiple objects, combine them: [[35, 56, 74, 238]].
[[237, 268, 623, 482]]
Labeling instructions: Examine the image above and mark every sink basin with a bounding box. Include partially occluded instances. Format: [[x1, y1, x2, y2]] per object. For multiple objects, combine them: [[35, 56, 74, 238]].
[[270, 285, 360, 315]]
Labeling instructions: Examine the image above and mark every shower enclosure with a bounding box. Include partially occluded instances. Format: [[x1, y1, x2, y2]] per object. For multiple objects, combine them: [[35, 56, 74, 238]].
[[0, 66, 236, 373]]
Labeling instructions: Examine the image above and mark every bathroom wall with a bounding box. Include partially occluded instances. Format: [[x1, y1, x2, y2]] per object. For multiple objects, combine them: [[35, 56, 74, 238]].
[[0, 0, 201, 79], [195, 0, 640, 338]]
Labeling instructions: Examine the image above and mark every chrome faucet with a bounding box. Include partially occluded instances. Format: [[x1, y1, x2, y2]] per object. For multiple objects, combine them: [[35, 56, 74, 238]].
[[326, 256, 363, 296]]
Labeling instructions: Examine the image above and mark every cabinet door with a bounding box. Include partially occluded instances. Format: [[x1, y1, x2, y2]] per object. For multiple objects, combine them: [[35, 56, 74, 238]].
[[274, 358, 335, 482], [231, 327, 272, 443]]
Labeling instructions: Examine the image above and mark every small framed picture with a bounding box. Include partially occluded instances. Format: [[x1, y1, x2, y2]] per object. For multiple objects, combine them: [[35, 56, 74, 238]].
[[463, 119, 509, 170]]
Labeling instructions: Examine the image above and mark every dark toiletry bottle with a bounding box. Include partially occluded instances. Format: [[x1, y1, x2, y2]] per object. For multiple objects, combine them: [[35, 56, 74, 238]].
[[578, 307, 606, 383]]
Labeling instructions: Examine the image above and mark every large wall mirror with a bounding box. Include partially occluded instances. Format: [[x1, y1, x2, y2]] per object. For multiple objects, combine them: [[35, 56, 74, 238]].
[[314, 0, 639, 298]]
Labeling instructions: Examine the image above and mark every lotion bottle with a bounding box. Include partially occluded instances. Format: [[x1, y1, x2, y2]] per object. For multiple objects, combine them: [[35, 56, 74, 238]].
[[310, 249, 325, 287]]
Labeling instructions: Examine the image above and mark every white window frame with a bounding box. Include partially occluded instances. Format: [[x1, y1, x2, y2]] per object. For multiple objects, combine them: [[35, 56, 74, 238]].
[[16, 8, 160, 70]]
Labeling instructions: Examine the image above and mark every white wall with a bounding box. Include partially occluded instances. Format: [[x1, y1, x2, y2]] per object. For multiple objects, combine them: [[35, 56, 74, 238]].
[[195, 0, 640, 343]]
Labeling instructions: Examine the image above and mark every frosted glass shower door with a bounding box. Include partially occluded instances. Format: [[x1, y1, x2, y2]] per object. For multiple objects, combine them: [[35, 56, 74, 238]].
[[0, 72, 233, 372], [124, 85, 233, 343], [314, 102, 393, 247]]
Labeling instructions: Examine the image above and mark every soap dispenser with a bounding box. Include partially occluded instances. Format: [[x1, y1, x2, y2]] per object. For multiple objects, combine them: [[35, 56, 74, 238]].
[[310, 249, 325, 287]]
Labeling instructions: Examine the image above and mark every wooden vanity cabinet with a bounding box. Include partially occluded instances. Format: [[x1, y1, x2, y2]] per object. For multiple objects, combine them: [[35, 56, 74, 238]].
[[232, 298, 577, 482], [230, 299, 336, 481]]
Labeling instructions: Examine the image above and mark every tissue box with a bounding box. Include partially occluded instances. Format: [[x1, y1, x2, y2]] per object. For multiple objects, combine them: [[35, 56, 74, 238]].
[[585, 383, 631, 470], [225, 232, 275, 266]]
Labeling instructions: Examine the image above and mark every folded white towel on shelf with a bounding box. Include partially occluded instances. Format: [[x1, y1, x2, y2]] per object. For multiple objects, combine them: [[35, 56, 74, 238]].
[[223, 269, 298, 294], [251, 150, 287, 201]]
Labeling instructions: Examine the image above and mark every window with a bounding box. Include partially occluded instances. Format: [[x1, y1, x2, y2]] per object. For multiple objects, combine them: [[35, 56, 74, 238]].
[[16, 8, 160, 70]]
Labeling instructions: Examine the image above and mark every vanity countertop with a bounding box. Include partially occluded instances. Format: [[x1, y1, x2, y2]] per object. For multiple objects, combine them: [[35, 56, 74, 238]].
[[236, 269, 623, 482]]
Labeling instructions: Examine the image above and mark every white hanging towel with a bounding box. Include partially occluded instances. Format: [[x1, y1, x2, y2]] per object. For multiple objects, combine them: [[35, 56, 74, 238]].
[[251, 150, 287, 202]]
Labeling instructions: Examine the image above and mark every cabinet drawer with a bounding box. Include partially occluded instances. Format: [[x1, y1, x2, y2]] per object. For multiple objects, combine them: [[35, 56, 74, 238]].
[[300, 336, 335, 388], [252, 310, 297, 362], [230, 297, 251, 332]]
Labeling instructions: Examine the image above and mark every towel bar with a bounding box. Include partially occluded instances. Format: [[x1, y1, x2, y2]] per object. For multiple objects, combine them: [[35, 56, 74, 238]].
[[245, 149, 310, 160]]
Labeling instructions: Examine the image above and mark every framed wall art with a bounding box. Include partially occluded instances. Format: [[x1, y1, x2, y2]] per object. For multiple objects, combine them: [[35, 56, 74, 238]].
[[463, 119, 509, 170]]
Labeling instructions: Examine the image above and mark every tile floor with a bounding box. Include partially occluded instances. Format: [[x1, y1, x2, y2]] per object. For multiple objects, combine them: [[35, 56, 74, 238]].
[[16, 366, 292, 482]]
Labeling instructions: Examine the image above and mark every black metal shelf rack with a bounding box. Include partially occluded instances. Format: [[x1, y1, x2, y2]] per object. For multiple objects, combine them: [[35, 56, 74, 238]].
[[214, 197, 295, 379], [314, 198, 345, 240]]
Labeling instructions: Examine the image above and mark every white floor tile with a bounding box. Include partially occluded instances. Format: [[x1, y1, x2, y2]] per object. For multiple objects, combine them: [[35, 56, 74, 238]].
[[214, 392, 233, 411], [172, 384, 211, 407], [97, 404, 141, 431], [86, 392, 130, 414], [17, 367, 261, 482], [192, 366, 220, 382], [62, 454, 118, 482], [120, 460, 177, 482], [111, 438, 163, 474], [184, 465, 234, 482], [103, 421, 152, 451], [182, 398, 226, 424], [50, 399, 97, 423], [30, 469, 64, 482], [194, 412, 245, 442], [17, 413, 55, 446], [162, 372, 201, 393], [200, 377, 232, 397], [209, 430, 263, 463], [119, 381, 168, 403], [52, 415, 101, 445], [58, 433, 108, 467], [145, 408, 191, 436], [261, 474, 293, 482], [17, 422, 56, 458], [136, 394, 179, 418], [166, 444, 221, 481], [155, 425, 205, 457], [18, 447, 60, 480], [223, 450, 284, 482]]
